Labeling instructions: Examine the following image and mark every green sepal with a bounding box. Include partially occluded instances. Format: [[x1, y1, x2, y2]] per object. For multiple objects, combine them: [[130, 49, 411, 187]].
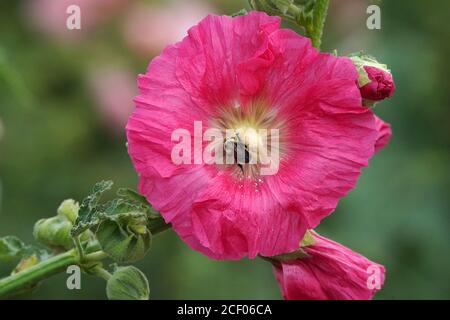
[[349, 51, 391, 87], [363, 99, 377, 108], [96, 218, 151, 263], [300, 229, 316, 247], [271, 248, 310, 260], [95, 199, 152, 262], [267, 230, 316, 262]]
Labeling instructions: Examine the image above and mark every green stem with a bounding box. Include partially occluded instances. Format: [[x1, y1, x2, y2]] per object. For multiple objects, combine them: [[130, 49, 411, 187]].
[[84, 251, 108, 262], [0, 250, 78, 298], [91, 266, 112, 281], [0, 217, 170, 299], [73, 236, 85, 262], [310, 0, 329, 49]]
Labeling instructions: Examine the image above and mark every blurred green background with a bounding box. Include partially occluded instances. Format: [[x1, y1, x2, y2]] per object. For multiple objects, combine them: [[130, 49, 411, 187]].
[[0, 0, 449, 299]]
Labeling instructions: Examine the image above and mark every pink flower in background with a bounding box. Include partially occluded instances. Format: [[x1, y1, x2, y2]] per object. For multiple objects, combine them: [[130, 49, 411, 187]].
[[272, 232, 385, 300], [127, 12, 389, 260], [24, 0, 130, 40], [360, 66, 396, 101], [88, 66, 137, 134], [122, 1, 213, 56]]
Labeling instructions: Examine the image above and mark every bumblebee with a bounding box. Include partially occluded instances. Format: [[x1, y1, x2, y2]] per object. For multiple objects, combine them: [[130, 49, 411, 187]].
[[223, 133, 251, 173]]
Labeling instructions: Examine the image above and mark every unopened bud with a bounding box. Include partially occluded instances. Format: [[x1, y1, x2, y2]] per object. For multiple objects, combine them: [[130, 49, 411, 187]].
[[350, 52, 396, 105], [33, 216, 73, 250], [106, 266, 150, 300], [96, 218, 151, 263], [57, 199, 79, 223]]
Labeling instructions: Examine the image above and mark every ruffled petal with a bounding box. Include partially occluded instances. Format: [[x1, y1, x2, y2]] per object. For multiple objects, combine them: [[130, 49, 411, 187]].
[[188, 173, 308, 259], [374, 116, 392, 152]]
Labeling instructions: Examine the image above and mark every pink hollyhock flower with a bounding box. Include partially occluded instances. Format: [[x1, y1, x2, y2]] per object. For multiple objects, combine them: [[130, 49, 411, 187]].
[[272, 232, 385, 300], [87, 66, 137, 134], [360, 66, 396, 101], [122, 1, 213, 56], [127, 12, 390, 260]]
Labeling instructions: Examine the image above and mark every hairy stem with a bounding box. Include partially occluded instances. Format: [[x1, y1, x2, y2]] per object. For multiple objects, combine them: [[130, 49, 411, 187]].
[[0, 250, 78, 298], [73, 236, 85, 262], [0, 217, 170, 298], [91, 266, 112, 281], [310, 0, 329, 49]]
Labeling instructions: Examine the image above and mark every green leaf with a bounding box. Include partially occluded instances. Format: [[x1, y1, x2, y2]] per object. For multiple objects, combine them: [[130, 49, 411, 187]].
[[116, 188, 160, 219], [116, 188, 147, 207], [71, 180, 113, 237], [0, 236, 49, 262], [71, 182, 160, 262], [0, 236, 26, 262]]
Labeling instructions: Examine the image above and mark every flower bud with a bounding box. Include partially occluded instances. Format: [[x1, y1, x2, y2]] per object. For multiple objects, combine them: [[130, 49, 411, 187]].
[[57, 199, 79, 223], [360, 66, 395, 102], [106, 266, 150, 300], [33, 216, 73, 250], [350, 53, 396, 105], [96, 218, 151, 263]]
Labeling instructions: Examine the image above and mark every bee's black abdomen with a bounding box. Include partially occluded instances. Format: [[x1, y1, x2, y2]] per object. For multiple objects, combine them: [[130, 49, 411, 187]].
[[234, 142, 251, 164]]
